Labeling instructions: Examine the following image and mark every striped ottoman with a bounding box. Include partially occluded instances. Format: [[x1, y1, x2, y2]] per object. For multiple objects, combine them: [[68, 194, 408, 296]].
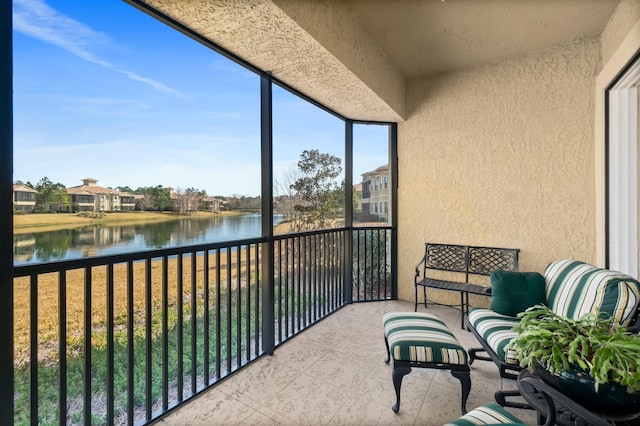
[[382, 311, 471, 414]]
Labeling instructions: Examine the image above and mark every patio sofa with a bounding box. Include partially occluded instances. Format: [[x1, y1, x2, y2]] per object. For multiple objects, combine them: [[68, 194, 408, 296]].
[[467, 259, 640, 380]]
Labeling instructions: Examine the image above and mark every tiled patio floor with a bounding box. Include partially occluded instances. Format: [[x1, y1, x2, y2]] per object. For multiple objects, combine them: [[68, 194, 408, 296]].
[[156, 300, 537, 425]]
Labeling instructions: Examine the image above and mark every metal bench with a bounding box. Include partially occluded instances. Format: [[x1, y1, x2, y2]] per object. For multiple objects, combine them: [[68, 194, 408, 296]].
[[414, 243, 520, 328]]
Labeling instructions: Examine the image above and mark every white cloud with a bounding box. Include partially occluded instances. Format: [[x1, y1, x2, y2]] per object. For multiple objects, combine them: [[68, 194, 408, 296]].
[[13, 0, 187, 98]]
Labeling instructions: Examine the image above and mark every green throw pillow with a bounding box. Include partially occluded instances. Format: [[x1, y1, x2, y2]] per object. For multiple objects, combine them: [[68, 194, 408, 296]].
[[490, 270, 546, 317]]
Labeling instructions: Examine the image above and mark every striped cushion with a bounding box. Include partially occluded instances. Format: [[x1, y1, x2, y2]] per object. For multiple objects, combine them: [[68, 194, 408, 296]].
[[383, 312, 468, 365], [545, 260, 640, 326], [468, 308, 520, 364], [444, 402, 524, 425]]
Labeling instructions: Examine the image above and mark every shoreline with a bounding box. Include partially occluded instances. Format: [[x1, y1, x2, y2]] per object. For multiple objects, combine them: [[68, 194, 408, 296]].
[[12, 210, 248, 235]]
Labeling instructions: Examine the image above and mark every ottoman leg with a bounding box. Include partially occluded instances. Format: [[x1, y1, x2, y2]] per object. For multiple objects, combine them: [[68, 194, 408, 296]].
[[384, 336, 391, 364], [391, 364, 411, 413], [451, 369, 471, 414]]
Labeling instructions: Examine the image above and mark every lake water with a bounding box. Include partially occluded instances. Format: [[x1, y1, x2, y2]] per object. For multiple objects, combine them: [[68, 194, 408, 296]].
[[13, 214, 283, 265]]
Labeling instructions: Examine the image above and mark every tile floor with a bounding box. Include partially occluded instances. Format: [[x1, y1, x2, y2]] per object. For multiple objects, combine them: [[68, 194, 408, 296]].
[[156, 300, 537, 425]]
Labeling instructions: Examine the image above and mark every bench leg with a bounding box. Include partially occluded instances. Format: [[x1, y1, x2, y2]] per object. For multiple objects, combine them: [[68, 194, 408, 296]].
[[423, 286, 428, 309], [414, 285, 429, 312], [459, 292, 465, 329], [450, 369, 471, 414], [391, 364, 411, 413]]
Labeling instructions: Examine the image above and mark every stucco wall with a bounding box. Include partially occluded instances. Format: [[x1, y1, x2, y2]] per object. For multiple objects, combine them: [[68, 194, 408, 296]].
[[397, 38, 600, 302], [600, 0, 640, 67]]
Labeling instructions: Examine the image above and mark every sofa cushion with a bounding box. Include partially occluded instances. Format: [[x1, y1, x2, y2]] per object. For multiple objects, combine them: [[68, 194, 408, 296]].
[[468, 308, 520, 364], [490, 270, 546, 317], [544, 260, 640, 326], [444, 402, 525, 425]]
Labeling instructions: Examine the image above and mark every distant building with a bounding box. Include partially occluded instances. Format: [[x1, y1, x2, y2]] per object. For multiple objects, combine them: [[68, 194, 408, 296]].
[[13, 184, 37, 213], [352, 183, 363, 212], [360, 164, 389, 221], [65, 178, 135, 212], [168, 187, 222, 213], [202, 196, 222, 212]]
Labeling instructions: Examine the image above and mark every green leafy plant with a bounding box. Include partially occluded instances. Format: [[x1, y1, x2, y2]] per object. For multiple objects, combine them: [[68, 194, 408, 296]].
[[508, 305, 640, 392]]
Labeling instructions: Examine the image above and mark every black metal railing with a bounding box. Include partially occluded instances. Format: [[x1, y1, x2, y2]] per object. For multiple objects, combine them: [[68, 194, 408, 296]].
[[13, 227, 393, 425], [273, 228, 346, 345], [352, 226, 393, 301]]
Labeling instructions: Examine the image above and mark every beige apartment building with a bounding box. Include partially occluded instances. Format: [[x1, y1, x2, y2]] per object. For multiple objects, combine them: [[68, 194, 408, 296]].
[[66, 178, 136, 212], [12, 184, 37, 213], [360, 164, 390, 221]]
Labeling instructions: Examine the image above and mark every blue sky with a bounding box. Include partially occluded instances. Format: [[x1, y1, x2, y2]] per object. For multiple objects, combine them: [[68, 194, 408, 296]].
[[12, 0, 389, 196]]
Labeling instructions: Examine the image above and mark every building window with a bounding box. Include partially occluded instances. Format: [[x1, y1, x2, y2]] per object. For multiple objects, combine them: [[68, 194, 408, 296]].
[[15, 192, 35, 202], [384, 176, 388, 189]]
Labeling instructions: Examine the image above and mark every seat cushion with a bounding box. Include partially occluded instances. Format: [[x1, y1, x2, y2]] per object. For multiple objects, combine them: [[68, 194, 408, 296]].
[[382, 311, 467, 365], [468, 308, 520, 364], [444, 402, 525, 425], [544, 260, 640, 326]]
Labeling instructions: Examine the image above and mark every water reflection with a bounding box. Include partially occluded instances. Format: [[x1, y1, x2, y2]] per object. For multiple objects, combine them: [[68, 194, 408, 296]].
[[14, 214, 280, 265]]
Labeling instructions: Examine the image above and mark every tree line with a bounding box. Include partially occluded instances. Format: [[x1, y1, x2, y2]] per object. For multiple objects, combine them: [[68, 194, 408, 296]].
[[16, 149, 345, 227], [14, 178, 227, 214]]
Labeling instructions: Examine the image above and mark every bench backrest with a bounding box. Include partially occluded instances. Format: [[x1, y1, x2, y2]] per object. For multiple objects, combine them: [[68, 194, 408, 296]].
[[544, 260, 640, 327], [424, 243, 519, 282]]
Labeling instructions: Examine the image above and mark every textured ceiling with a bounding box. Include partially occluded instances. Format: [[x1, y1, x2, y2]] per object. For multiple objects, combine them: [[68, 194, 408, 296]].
[[134, 0, 619, 121], [344, 0, 619, 79]]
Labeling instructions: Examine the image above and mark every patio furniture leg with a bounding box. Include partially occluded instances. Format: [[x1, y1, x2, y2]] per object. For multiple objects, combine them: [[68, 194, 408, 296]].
[[383, 312, 472, 415], [384, 336, 391, 364], [423, 286, 427, 308], [460, 292, 465, 329], [391, 364, 411, 413], [468, 347, 492, 365], [450, 370, 471, 414], [495, 389, 530, 410]]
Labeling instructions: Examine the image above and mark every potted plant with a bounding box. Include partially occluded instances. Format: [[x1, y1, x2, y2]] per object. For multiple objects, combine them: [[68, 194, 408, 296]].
[[507, 305, 640, 416]]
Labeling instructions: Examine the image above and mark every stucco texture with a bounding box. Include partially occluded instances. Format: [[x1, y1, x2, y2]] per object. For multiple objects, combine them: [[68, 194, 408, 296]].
[[397, 38, 600, 303], [600, 0, 640, 67], [140, 0, 404, 122]]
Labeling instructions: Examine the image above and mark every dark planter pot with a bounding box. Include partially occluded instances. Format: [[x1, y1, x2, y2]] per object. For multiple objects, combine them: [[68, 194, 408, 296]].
[[535, 363, 640, 417]]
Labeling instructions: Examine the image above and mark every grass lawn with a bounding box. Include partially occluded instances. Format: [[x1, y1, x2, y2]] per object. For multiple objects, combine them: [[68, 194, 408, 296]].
[[13, 245, 261, 425]]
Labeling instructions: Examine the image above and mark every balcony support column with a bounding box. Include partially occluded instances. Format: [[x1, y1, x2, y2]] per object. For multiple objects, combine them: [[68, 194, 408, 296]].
[[344, 121, 354, 304], [261, 71, 275, 355], [0, 0, 13, 422], [0, 0, 14, 425], [390, 123, 398, 300]]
